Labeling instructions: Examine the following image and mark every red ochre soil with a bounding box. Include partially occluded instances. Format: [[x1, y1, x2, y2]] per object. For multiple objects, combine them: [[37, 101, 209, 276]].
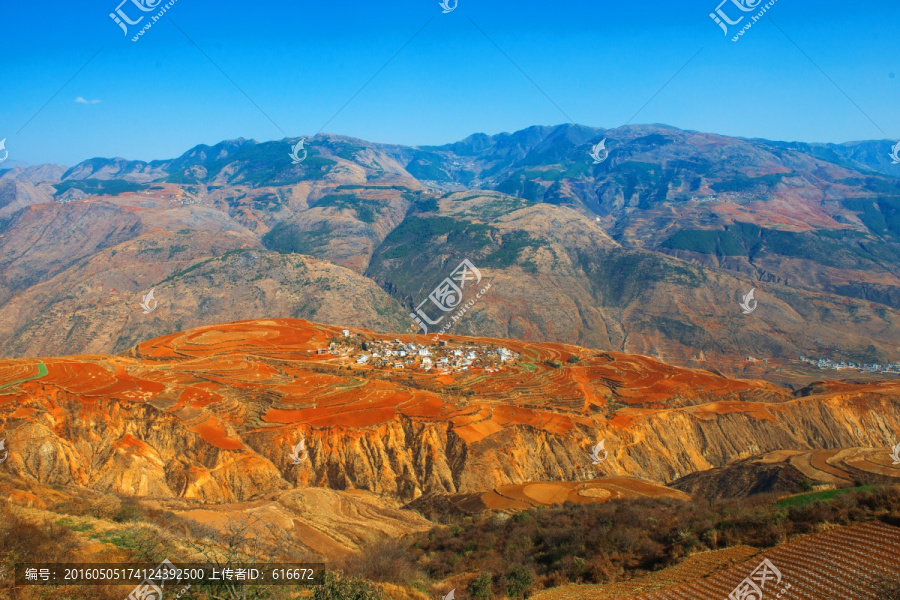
[[1, 318, 898, 504]]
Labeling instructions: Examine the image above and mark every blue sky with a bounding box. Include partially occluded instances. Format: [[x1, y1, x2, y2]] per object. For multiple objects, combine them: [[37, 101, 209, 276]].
[[1, 0, 898, 165]]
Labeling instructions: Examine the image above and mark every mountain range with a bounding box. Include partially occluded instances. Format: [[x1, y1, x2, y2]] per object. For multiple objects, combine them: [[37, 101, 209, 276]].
[[1, 123, 900, 382]]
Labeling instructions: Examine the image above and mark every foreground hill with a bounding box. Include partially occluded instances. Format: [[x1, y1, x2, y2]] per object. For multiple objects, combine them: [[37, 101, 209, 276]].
[[2, 125, 900, 382], [2, 319, 899, 598], [1, 319, 898, 505]]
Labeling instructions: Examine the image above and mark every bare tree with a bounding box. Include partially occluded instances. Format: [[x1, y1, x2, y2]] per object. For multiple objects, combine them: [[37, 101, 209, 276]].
[[180, 513, 313, 600]]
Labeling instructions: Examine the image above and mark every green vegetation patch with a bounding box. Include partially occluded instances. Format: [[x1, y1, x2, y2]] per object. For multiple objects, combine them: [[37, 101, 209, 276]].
[[168, 244, 188, 258], [263, 223, 334, 255], [163, 142, 337, 187], [156, 249, 253, 284], [662, 229, 745, 255], [336, 184, 410, 191], [377, 217, 492, 260], [55, 518, 94, 533], [661, 221, 890, 270], [52, 179, 149, 197], [710, 173, 787, 193], [775, 485, 877, 508], [405, 151, 450, 181], [481, 231, 543, 269], [0, 362, 47, 389], [316, 193, 380, 223], [843, 196, 900, 238], [583, 248, 702, 307]]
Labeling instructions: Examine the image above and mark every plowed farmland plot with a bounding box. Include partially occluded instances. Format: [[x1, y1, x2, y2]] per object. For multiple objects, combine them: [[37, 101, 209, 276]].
[[620, 521, 900, 600]]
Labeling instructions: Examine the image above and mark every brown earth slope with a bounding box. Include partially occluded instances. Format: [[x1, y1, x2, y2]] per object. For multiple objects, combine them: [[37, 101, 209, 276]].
[[1, 319, 898, 506]]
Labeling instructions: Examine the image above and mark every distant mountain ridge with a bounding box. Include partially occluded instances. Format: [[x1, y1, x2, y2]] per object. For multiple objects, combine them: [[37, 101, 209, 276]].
[[1, 123, 899, 375]]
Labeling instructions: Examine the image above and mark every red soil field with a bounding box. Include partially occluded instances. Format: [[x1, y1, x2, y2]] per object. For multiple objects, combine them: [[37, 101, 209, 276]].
[[0, 318, 897, 502]]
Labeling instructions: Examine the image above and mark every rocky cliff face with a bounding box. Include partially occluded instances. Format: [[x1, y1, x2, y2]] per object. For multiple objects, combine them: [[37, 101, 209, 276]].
[[1, 319, 897, 504]]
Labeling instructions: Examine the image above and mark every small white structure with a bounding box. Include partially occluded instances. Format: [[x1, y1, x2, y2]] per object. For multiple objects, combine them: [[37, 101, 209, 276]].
[[342, 329, 350, 337], [356, 355, 370, 364]]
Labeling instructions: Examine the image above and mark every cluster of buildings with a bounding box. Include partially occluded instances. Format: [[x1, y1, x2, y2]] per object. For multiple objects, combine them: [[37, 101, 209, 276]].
[[798, 356, 900, 374], [688, 191, 742, 203], [323, 332, 519, 373]]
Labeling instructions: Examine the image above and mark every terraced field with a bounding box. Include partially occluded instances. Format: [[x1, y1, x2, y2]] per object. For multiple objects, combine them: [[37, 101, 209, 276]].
[[531, 546, 762, 600], [533, 522, 900, 600], [0, 318, 898, 505], [782, 448, 900, 484], [482, 478, 689, 511], [624, 521, 900, 600]]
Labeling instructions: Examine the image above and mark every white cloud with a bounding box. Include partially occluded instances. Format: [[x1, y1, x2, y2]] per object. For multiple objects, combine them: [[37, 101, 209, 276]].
[[75, 97, 101, 104]]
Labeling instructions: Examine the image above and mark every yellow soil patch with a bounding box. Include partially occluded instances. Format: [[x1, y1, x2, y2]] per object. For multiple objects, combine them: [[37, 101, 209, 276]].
[[483, 478, 688, 511]]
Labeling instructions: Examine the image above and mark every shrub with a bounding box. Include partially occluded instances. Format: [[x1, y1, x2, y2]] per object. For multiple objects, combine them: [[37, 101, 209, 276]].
[[113, 501, 143, 523], [314, 570, 385, 600], [467, 572, 493, 600], [503, 564, 534, 598]]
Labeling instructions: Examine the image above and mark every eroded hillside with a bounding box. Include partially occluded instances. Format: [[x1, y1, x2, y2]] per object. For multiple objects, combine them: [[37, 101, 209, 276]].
[[1, 319, 898, 505]]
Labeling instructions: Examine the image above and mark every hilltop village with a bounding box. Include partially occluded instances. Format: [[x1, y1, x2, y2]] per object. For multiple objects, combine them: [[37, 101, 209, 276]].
[[798, 356, 900, 375], [319, 331, 520, 373]]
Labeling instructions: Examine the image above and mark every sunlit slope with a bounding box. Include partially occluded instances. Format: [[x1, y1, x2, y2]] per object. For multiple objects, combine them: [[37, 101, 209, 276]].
[[0, 319, 898, 504]]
